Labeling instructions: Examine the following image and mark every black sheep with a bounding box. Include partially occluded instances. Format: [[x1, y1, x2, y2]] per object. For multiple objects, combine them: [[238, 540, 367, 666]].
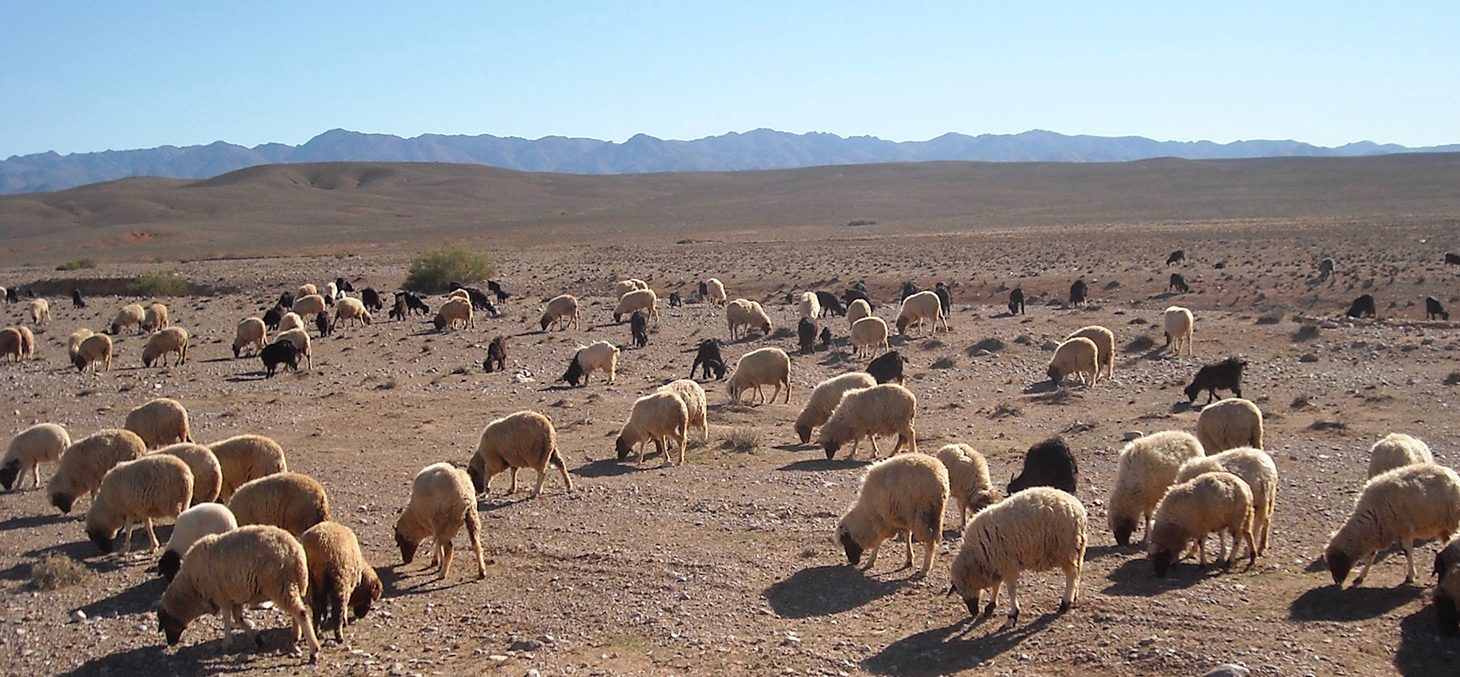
[[71, 289, 86, 309], [866, 350, 907, 385], [668, 291, 682, 308], [1166, 250, 1185, 265], [1069, 279, 1088, 306], [1007, 287, 1025, 315], [315, 312, 332, 337], [899, 281, 921, 303], [1318, 257, 1336, 278], [263, 307, 282, 331], [818, 326, 833, 350], [389, 294, 407, 321], [4, 287, 17, 303], [278, 292, 295, 310], [483, 335, 508, 373], [1006, 437, 1079, 495], [1184, 357, 1245, 404], [1427, 296, 1450, 321], [814, 291, 844, 317], [1446, 253, 1460, 267], [797, 317, 816, 355], [1169, 273, 1190, 294], [690, 339, 726, 380], [487, 280, 511, 302], [260, 339, 299, 377], [933, 282, 951, 315], [1346, 294, 1376, 319], [630, 311, 649, 348], [335, 277, 355, 293], [841, 288, 874, 310], [360, 288, 383, 312]]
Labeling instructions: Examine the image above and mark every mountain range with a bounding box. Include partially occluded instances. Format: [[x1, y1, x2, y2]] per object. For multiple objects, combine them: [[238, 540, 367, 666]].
[[4, 128, 1458, 194]]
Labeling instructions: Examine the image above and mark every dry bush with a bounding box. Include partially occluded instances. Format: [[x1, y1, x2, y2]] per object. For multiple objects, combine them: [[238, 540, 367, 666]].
[[131, 271, 189, 297], [29, 554, 91, 591], [403, 245, 495, 294], [931, 356, 957, 369], [990, 401, 1023, 418], [1255, 310, 1285, 325], [1291, 325, 1321, 342], [967, 338, 1005, 355], [722, 428, 760, 454]]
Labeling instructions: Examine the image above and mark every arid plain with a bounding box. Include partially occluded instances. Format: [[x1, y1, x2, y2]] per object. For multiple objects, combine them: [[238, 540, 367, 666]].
[[1, 156, 1459, 676]]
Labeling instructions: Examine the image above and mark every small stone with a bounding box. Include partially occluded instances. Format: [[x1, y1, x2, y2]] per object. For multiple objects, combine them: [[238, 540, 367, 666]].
[[1202, 664, 1251, 677], [70, 610, 86, 623], [1123, 431, 1143, 441]]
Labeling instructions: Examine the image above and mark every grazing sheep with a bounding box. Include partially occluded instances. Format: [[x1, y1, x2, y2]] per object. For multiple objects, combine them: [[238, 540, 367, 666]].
[[262, 306, 281, 331], [155, 442, 223, 504], [1007, 437, 1079, 495], [796, 292, 821, 321], [895, 291, 947, 335], [668, 291, 682, 307], [1047, 337, 1099, 387], [278, 291, 296, 310], [1148, 472, 1256, 577], [1007, 288, 1025, 315], [467, 410, 573, 497], [47, 428, 147, 514], [1447, 253, 1460, 267], [1434, 539, 1460, 633], [849, 316, 890, 358], [159, 502, 237, 582], [232, 318, 267, 358], [795, 373, 877, 444], [483, 335, 508, 373], [836, 453, 949, 576], [630, 311, 649, 348], [818, 383, 916, 460], [690, 339, 727, 380], [71, 289, 86, 308], [865, 350, 907, 385], [125, 397, 193, 449], [1166, 249, 1186, 265], [157, 524, 320, 662], [1163, 306, 1195, 356], [1367, 433, 1433, 479], [110, 303, 146, 334], [560, 340, 619, 386], [229, 472, 330, 537], [815, 290, 845, 317], [277, 311, 305, 333], [1175, 446, 1279, 557], [1069, 279, 1089, 306], [68, 328, 93, 358], [276, 327, 312, 371], [433, 296, 474, 331], [16, 326, 33, 360], [297, 283, 318, 299], [613, 288, 658, 323], [616, 391, 689, 466], [395, 462, 487, 580], [1346, 293, 1376, 319], [142, 302, 169, 332], [1325, 463, 1460, 587], [299, 522, 382, 643], [315, 310, 333, 336], [797, 317, 816, 355], [447, 283, 498, 315], [1169, 273, 1190, 293], [86, 454, 194, 555], [613, 278, 648, 300], [1106, 431, 1205, 546], [1184, 357, 1245, 404], [0, 328, 20, 362], [141, 327, 190, 367], [936, 443, 998, 529], [948, 487, 1087, 628], [1318, 257, 1336, 278], [726, 347, 792, 405], [1195, 397, 1263, 453], [209, 434, 288, 501], [360, 288, 383, 311], [539, 294, 580, 331], [934, 282, 952, 315], [260, 338, 300, 377], [28, 298, 49, 326], [1427, 296, 1450, 321], [1066, 325, 1115, 380], [658, 379, 708, 444], [1, 423, 71, 491], [292, 294, 328, 320], [846, 298, 872, 328], [72, 333, 113, 372], [333, 296, 371, 329], [703, 278, 727, 307], [819, 326, 833, 350], [726, 299, 772, 340]]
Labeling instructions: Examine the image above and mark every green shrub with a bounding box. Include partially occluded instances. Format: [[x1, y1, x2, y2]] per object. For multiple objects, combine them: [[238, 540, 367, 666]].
[[131, 271, 189, 297], [403, 245, 495, 294], [55, 257, 96, 271]]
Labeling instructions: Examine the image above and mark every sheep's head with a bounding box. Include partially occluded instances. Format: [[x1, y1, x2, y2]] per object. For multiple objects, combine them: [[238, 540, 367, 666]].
[[158, 549, 182, 582], [760, 322, 772, 335], [466, 463, 485, 494], [793, 421, 813, 445], [72, 353, 88, 372], [1046, 364, 1063, 384], [88, 527, 116, 554], [1005, 472, 1027, 496], [612, 312, 623, 323], [1110, 514, 1138, 547], [158, 608, 189, 645], [1325, 544, 1354, 586], [709, 360, 727, 380], [539, 314, 553, 331], [0, 460, 20, 490], [50, 491, 76, 514], [1149, 544, 1179, 578], [895, 316, 910, 335], [615, 435, 634, 461], [433, 315, 448, 331], [1183, 380, 1203, 403], [395, 526, 419, 565], [351, 568, 383, 620], [561, 358, 584, 387], [232, 343, 241, 358], [836, 527, 863, 566], [109, 323, 121, 335], [142, 352, 156, 368]]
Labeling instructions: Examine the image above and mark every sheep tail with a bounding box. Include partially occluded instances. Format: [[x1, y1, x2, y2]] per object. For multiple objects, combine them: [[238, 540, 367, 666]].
[[549, 449, 567, 470], [464, 506, 482, 544]]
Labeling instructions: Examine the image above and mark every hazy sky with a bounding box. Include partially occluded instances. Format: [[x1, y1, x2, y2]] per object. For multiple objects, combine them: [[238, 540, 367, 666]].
[[2, 2, 1456, 158]]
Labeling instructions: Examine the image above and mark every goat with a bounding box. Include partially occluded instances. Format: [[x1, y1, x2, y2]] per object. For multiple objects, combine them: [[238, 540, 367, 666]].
[[483, 336, 508, 373], [1069, 279, 1088, 306], [690, 339, 726, 380], [1427, 296, 1450, 321], [1166, 250, 1185, 265], [1008, 288, 1025, 315], [1169, 273, 1190, 294], [1346, 294, 1376, 319], [1183, 357, 1245, 405], [797, 317, 816, 355]]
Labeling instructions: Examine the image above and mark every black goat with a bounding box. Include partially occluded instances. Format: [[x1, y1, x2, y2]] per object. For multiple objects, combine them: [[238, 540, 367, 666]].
[[400, 291, 430, 316], [448, 283, 498, 316], [483, 335, 508, 373], [389, 295, 407, 321], [260, 339, 299, 377], [841, 288, 874, 310], [1069, 279, 1088, 306], [263, 307, 282, 331], [315, 312, 332, 338], [278, 292, 295, 310], [818, 326, 833, 350], [1346, 294, 1376, 318], [690, 339, 726, 380], [1318, 257, 1336, 278], [698, 281, 709, 298], [1169, 273, 1190, 294], [668, 291, 682, 308], [1006, 437, 1078, 495], [1184, 357, 1245, 404], [630, 311, 649, 348], [899, 281, 921, 303], [815, 291, 845, 317], [71, 289, 86, 309], [360, 288, 383, 312], [866, 350, 907, 385], [1166, 250, 1185, 265], [335, 277, 355, 293], [934, 282, 951, 315], [1436, 546, 1460, 634], [1007, 288, 1025, 315], [486, 280, 510, 302], [5, 288, 17, 303], [1428, 296, 1450, 321], [797, 317, 816, 355], [1446, 253, 1460, 267]]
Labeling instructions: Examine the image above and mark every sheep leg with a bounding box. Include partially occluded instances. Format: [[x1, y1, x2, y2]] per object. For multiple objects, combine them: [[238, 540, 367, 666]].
[[1402, 539, 1418, 584], [438, 540, 455, 580], [1240, 528, 1257, 570], [1196, 537, 1207, 567], [330, 588, 346, 643], [466, 509, 487, 579], [281, 593, 321, 662], [903, 530, 915, 568], [868, 435, 881, 457], [28, 464, 40, 489], [120, 518, 136, 556], [1352, 552, 1378, 587], [864, 540, 881, 570], [530, 464, 549, 498], [143, 517, 158, 551], [507, 468, 519, 494], [1060, 563, 1080, 612], [999, 575, 1021, 630]]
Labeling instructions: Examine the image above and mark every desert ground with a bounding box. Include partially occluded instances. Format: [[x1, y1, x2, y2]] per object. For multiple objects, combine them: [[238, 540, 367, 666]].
[[1, 159, 1460, 676]]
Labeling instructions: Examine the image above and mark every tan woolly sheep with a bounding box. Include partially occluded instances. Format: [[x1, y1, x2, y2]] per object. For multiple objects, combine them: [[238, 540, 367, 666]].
[[797, 292, 821, 321], [466, 410, 573, 497], [141, 326, 189, 367], [71, 331, 112, 372], [561, 340, 619, 386], [232, 317, 267, 358], [292, 293, 328, 319], [846, 298, 872, 328], [849, 316, 890, 358], [1148, 471, 1256, 577], [616, 391, 689, 466], [333, 296, 371, 329], [276, 327, 312, 370], [1325, 463, 1460, 587], [297, 283, 318, 299], [949, 487, 1088, 629], [1366, 433, 1433, 478], [726, 347, 791, 405], [895, 290, 947, 335], [703, 278, 727, 306], [613, 288, 658, 323], [726, 299, 772, 340], [1047, 336, 1099, 387], [208, 434, 288, 501], [1066, 325, 1115, 380], [110, 303, 146, 334], [818, 383, 917, 460], [1106, 430, 1205, 546], [935, 444, 999, 529], [1, 423, 71, 491], [1163, 306, 1194, 356], [47, 428, 147, 514], [154, 442, 223, 504], [142, 302, 169, 332], [299, 521, 382, 643], [158, 524, 320, 662], [228, 472, 330, 537], [277, 311, 305, 333], [86, 454, 194, 555], [29, 298, 49, 326], [1175, 446, 1278, 557], [658, 379, 709, 443], [16, 326, 34, 360], [395, 462, 487, 580], [794, 372, 877, 444], [539, 294, 580, 331], [125, 397, 192, 449], [0, 328, 22, 362], [614, 278, 648, 299], [159, 502, 237, 581], [836, 453, 949, 576], [433, 296, 474, 330], [1195, 397, 1263, 453]]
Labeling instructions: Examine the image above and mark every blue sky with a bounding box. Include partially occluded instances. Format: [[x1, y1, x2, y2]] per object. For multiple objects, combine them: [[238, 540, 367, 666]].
[[2, 1, 1456, 158]]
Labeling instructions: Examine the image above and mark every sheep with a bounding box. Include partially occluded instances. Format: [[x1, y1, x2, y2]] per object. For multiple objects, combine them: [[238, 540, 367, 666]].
[[846, 298, 872, 328], [797, 317, 816, 355], [934, 282, 952, 315], [487, 279, 510, 302], [299, 521, 382, 643], [466, 410, 573, 497], [1447, 252, 1460, 267], [1066, 325, 1115, 380], [1007, 436, 1079, 495], [433, 296, 474, 331], [260, 339, 300, 377], [315, 309, 333, 337], [616, 391, 689, 466], [1162, 306, 1195, 356], [1007, 287, 1025, 315], [333, 296, 371, 329], [935, 444, 999, 529], [228, 472, 330, 537], [539, 294, 580, 331], [1147, 472, 1256, 577], [948, 487, 1087, 628], [0, 327, 20, 362], [1, 423, 71, 491], [1166, 249, 1186, 265], [47, 429, 147, 514], [613, 278, 648, 300], [29, 298, 49, 326], [86, 454, 194, 555], [726, 347, 792, 406], [277, 311, 305, 333], [157, 524, 320, 662], [297, 283, 318, 299], [448, 288, 471, 303], [795, 372, 877, 444], [1047, 336, 1099, 387], [690, 339, 727, 380], [142, 302, 169, 332], [159, 502, 237, 582], [1436, 538, 1460, 633], [895, 291, 947, 336], [395, 462, 487, 580], [232, 318, 267, 358], [208, 434, 288, 501], [1184, 356, 1245, 404], [1346, 293, 1377, 318], [71, 289, 86, 308], [1175, 446, 1279, 557], [17, 326, 34, 360], [324, 281, 339, 302], [1106, 431, 1205, 547], [1169, 273, 1190, 294], [726, 299, 772, 340], [1427, 296, 1450, 321], [141, 327, 190, 368], [110, 303, 146, 334], [1367, 433, 1433, 478], [292, 293, 328, 320], [818, 383, 916, 460], [797, 292, 821, 321], [360, 288, 383, 311], [703, 277, 727, 307], [814, 290, 845, 317], [1325, 463, 1460, 587], [630, 311, 649, 348], [72, 333, 113, 372], [260, 306, 281, 332], [483, 335, 508, 373], [560, 340, 619, 386], [155, 442, 223, 504], [276, 327, 313, 371], [1195, 397, 1264, 453], [836, 453, 949, 576], [658, 379, 708, 442], [613, 288, 658, 323], [1069, 279, 1089, 306], [278, 291, 296, 310], [819, 326, 833, 350], [865, 350, 907, 385], [668, 291, 682, 307], [849, 316, 890, 358], [125, 397, 192, 449], [899, 281, 922, 302]]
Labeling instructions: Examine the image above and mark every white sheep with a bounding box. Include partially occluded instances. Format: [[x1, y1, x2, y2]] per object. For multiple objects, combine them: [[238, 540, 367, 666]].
[[563, 340, 619, 386], [613, 288, 658, 323], [658, 379, 709, 443], [948, 487, 1088, 628], [395, 462, 487, 580], [1325, 463, 1460, 587], [433, 296, 474, 330], [208, 434, 288, 501], [158, 524, 320, 662], [16, 326, 34, 360], [1066, 325, 1115, 380], [232, 317, 267, 358], [299, 521, 382, 643], [159, 502, 237, 581], [846, 298, 872, 328], [1047, 336, 1099, 387], [85, 454, 194, 555], [125, 397, 192, 449], [29, 298, 49, 326], [726, 347, 791, 405], [1106, 430, 1205, 546], [466, 410, 574, 497], [1, 423, 70, 491], [142, 302, 169, 332], [0, 328, 20, 362], [293, 293, 328, 319], [817, 383, 917, 460], [797, 292, 821, 321], [704, 278, 727, 307], [1147, 471, 1256, 576], [794, 372, 877, 444], [936, 443, 999, 529], [1367, 433, 1433, 478], [229, 472, 331, 537], [895, 290, 947, 335], [110, 303, 146, 334], [297, 283, 318, 299], [726, 299, 772, 340], [277, 311, 305, 333], [616, 391, 689, 466], [1195, 397, 1263, 453], [141, 326, 190, 367], [849, 316, 890, 358], [154, 442, 223, 504], [614, 278, 648, 299], [333, 296, 371, 329], [1175, 446, 1278, 557], [835, 453, 949, 576], [47, 428, 147, 514], [539, 294, 580, 331], [1163, 306, 1194, 356], [276, 327, 313, 371], [324, 281, 339, 301]]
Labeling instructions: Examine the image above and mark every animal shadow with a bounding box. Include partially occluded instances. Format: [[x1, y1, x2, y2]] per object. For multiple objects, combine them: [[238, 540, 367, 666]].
[[1101, 555, 1214, 596], [1393, 601, 1457, 676], [762, 565, 904, 618], [571, 458, 642, 479], [777, 458, 868, 472], [1288, 582, 1422, 622], [862, 613, 1058, 676]]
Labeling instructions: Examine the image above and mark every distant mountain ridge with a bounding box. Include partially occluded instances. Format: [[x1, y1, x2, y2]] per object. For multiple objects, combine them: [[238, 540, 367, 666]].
[[4, 128, 1457, 194]]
